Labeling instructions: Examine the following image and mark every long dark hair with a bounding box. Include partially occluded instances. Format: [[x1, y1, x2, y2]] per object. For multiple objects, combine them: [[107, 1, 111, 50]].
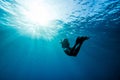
[[61, 39, 70, 48]]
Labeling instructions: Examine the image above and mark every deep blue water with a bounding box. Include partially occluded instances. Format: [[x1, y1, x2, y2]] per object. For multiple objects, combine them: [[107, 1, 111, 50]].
[[0, 0, 120, 80]]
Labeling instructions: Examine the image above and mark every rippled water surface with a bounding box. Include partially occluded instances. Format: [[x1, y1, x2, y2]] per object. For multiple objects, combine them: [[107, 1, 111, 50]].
[[0, 0, 120, 80]]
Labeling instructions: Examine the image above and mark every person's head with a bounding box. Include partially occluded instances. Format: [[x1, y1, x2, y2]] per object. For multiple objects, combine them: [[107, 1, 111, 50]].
[[61, 38, 70, 48]]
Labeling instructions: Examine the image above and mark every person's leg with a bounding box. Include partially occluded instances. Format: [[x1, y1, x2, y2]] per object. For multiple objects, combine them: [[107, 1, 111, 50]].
[[72, 43, 81, 56], [72, 36, 89, 56], [70, 43, 78, 55], [69, 36, 81, 55], [76, 36, 81, 44], [69, 37, 82, 56]]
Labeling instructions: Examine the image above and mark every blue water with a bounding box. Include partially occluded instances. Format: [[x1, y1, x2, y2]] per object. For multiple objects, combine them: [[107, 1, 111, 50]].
[[0, 0, 120, 80]]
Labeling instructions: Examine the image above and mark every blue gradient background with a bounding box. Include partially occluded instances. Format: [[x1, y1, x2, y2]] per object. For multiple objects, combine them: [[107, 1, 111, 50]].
[[0, 0, 120, 80]]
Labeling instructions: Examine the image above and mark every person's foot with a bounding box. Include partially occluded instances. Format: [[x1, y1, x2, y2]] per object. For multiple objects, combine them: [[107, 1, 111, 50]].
[[76, 36, 89, 44], [80, 36, 89, 43]]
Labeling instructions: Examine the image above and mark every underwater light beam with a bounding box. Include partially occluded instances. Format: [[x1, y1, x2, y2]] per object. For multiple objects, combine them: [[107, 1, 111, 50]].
[[0, 0, 62, 40]]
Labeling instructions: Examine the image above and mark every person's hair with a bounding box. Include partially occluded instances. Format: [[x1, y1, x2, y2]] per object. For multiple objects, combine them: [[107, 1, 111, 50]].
[[61, 39, 70, 48]]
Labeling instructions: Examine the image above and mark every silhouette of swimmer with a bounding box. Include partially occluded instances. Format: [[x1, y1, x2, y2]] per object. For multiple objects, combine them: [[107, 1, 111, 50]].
[[60, 36, 89, 56]]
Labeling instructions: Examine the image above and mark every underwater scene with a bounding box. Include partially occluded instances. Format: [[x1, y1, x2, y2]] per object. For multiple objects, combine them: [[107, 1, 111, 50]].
[[0, 0, 120, 80]]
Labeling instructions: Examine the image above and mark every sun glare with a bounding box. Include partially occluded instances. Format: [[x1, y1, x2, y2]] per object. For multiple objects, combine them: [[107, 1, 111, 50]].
[[15, 0, 62, 39], [0, 0, 63, 40], [22, 0, 57, 26]]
